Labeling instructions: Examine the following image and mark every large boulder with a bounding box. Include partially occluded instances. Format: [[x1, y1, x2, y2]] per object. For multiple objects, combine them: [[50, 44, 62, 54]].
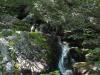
[[0, 30, 60, 74]]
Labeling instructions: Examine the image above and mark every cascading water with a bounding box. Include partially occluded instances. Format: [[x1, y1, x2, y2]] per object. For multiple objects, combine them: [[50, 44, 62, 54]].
[[58, 41, 73, 75]]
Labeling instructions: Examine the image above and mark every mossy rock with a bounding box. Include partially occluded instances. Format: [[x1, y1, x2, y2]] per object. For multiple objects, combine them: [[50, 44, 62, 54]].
[[29, 32, 49, 49], [12, 20, 31, 31], [86, 48, 100, 61], [0, 30, 60, 72], [73, 62, 87, 69], [1, 29, 14, 37], [29, 32, 60, 70]]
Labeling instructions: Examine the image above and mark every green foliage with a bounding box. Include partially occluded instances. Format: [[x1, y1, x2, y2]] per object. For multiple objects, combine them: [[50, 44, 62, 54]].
[[0, 32, 2, 37], [12, 20, 31, 31], [40, 70, 60, 75], [83, 29, 95, 38], [86, 48, 100, 65], [0, 0, 100, 74], [68, 33, 83, 40], [89, 48, 100, 60], [95, 61, 100, 68], [8, 48, 17, 62], [0, 0, 100, 32], [90, 48, 100, 55], [1, 29, 14, 37], [90, 24, 100, 32], [0, 0, 33, 5], [90, 72, 100, 75], [29, 32, 51, 61], [0, 0, 33, 15], [29, 32, 49, 49], [32, 0, 68, 24]]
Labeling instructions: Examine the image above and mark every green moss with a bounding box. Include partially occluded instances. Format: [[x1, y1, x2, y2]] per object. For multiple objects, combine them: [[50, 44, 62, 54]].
[[0, 30, 15, 37], [95, 61, 100, 68], [12, 21, 30, 31], [29, 32, 51, 62], [90, 72, 100, 75], [29, 32, 48, 48], [40, 70, 60, 75], [89, 48, 100, 58], [0, 32, 2, 37], [1, 29, 15, 37], [9, 40, 16, 46], [86, 48, 100, 65]]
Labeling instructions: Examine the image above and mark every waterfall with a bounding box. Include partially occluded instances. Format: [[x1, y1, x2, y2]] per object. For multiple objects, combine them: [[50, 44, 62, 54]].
[[58, 40, 73, 75]]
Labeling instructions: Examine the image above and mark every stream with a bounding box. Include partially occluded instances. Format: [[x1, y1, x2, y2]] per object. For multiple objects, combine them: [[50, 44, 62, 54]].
[[58, 41, 73, 75]]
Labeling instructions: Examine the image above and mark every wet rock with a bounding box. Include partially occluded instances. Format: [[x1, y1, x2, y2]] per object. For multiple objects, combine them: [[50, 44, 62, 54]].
[[46, 35, 61, 71], [73, 62, 100, 75], [5, 61, 14, 72], [21, 69, 32, 75], [69, 48, 86, 62], [73, 62, 87, 75], [0, 30, 61, 73]]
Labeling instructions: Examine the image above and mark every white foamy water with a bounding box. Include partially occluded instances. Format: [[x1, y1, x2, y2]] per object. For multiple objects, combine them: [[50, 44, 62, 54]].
[[58, 41, 73, 75]]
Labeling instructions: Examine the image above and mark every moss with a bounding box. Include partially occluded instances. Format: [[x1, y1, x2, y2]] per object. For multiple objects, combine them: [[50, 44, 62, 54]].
[[40, 70, 60, 75], [12, 20, 31, 31], [95, 61, 100, 68], [0, 30, 15, 37], [29, 32, 48, 49], [1, 29, 15, 37], [0, 32, 2, 37], [9, 40, 16, 46], [29, 32, 52, 63], [90, 72, 100, 75], [29, 32, 50, 49], [86, 48, 100, 61]]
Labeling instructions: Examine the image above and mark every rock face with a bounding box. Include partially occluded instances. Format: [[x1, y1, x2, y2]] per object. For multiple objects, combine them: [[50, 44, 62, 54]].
[[0, 36, 14, 74], [0, 30, 60, 74], [0, 38, 9, 57], [69, 48, 86, 62], [73, 62, 100, 75], [46, 35, 61, 71]]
